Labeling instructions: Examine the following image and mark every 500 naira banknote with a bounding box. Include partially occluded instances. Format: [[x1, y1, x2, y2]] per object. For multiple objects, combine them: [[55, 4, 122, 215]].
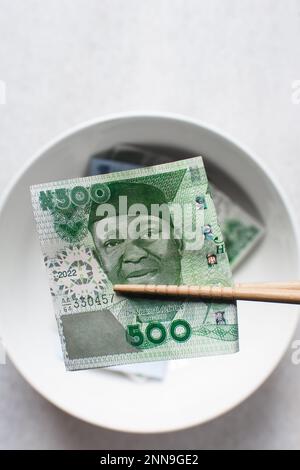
[[30, 157, 239, 371]]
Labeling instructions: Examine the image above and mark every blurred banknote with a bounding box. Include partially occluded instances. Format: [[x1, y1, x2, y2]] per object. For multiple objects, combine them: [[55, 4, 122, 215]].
[[208, 184, 263, 269], [31, 157, 239, 371]]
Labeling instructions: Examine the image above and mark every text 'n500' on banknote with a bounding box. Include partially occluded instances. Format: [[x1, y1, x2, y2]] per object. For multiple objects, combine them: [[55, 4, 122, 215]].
[[30, 157, 239, 371]]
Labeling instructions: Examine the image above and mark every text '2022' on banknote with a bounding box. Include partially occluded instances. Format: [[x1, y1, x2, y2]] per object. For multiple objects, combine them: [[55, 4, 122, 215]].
[[30, 157, 239, 371]]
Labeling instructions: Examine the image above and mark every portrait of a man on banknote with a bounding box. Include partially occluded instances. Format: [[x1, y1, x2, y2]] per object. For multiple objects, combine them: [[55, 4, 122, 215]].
[[88, 181, 183, 287]]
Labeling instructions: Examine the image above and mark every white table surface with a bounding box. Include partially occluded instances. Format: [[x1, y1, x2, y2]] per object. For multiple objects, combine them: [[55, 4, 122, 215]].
[[0, 0, 300, 450]]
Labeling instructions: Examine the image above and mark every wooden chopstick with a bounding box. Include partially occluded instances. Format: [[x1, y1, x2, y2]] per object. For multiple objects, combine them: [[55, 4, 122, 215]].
[[113, 283, 300, 304], [235, 281, 300, 290]]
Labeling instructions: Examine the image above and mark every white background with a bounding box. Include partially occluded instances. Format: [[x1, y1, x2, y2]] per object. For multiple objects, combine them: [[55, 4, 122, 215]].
[[0, 0, 300, 449]]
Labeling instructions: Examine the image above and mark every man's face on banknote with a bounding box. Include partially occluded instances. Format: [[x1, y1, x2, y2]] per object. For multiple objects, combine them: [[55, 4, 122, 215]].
[[91, 214, 182, 285]]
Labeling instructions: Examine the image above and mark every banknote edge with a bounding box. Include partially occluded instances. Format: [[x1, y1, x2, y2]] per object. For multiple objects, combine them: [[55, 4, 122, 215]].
[[64, 342, 240, 371], [29, 156, 205, 191], [209, 183, 265, 270]]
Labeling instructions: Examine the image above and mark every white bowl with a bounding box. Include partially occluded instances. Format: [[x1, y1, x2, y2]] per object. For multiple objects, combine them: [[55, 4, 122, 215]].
[[0, 113, 298, 433]]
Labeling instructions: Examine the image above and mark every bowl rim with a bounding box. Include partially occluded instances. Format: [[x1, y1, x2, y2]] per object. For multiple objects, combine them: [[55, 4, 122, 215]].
[[0, 111, 299, 433]]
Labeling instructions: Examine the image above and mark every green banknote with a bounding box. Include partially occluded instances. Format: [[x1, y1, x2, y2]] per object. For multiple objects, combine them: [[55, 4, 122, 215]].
[[209, 184, 264, 269], [30, 157, 239, 371]]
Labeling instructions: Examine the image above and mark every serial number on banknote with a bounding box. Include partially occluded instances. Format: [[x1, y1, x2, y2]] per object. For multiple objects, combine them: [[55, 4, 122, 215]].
[[61, 294, 115, 313]]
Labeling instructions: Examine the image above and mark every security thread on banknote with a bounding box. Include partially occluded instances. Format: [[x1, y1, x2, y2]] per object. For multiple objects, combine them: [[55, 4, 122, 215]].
[[30, 157, 239, 371]]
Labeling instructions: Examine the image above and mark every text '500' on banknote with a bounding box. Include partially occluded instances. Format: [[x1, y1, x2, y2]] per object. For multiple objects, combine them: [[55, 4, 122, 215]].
[[30, 157, 239, 371]]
